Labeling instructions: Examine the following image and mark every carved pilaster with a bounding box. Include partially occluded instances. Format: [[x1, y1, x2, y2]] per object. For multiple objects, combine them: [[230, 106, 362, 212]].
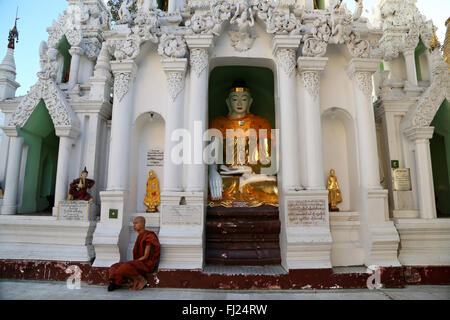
[[162, 58, 188, 102], [189, 48, 209, 78], [346, 58, 380, 98], [276, 49, 297, 77], [297, 57, 328, 101], [301, 71, 320, 100], [111, 60, 137, 103]]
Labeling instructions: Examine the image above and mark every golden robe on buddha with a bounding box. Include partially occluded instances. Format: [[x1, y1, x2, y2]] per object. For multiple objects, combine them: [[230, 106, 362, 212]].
[[208, 113, 279, 208]]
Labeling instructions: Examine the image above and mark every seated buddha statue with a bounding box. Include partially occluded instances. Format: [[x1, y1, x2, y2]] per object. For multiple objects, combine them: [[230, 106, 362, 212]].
[[208, 80, 279, 208]]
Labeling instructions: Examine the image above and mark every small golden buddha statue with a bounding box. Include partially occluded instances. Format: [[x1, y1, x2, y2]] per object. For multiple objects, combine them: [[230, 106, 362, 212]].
[[208, 79, 278, 208], [327, 169, 343, 212], [144, 170, 160, 213]]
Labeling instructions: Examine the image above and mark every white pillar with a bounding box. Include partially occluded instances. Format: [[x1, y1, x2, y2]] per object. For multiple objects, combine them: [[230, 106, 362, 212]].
[[185, 36, 213, 193], [273, 35, 302, 191], [1, 133, 23, 215], [53, 134, 75, 215], [403, 48, 418, 87], [68, 47, 83, 90], [107, 61, 137, 191], [162, 58, 187, 192], [405, 127, 437, 219], [346, 59, 382, 190], [297, 57, 328, 190]]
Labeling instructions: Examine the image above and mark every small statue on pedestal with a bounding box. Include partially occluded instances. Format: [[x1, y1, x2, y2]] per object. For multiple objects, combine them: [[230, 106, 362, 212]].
[[68, 167, 95, 203], [327, 169, 343, 212], [144, 170, 160, 213]]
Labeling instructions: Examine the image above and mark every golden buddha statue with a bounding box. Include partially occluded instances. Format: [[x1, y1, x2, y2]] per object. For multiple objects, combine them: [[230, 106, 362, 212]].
[[144, 170, 160, 213], [327, 169, 342, 212], [208, 80, 278, 208]]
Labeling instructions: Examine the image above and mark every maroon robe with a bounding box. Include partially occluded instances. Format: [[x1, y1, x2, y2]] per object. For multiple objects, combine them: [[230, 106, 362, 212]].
[[109, 230, 161, 286], [69, 178, 95, 201]]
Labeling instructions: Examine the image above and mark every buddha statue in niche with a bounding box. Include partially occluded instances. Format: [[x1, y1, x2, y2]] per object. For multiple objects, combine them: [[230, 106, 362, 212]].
[[208, 80, 278, 208]]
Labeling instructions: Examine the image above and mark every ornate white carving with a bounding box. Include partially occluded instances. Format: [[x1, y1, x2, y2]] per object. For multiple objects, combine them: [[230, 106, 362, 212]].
[[166, 72, 185, 101], [347, 33, 370, 58], [329, 1, 352, 45], [277, 49, 297, 76], [190, 48, 209, 77], [113, 73, 132, 102], [158, 34, 187, 58], [377, 0, 434, 60], [302, 15, 330, 57], [117, 0, 134, 25], [228, 0, 257, 52], [9, 79, 78, 128], [266, 9, 302, 35], [404, 50, 450, 128], [352, 72, 373, 97], [252, 0, 275, 21], [301, 71, 320, 100]]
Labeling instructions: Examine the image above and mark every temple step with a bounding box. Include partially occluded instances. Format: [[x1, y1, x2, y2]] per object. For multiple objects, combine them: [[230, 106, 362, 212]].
[[205, 205, 281, 266]]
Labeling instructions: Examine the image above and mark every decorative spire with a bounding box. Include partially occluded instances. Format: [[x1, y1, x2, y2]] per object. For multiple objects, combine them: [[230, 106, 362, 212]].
[[429, 24, 441, 51], [445, 17, 450, 69], [7, 7, 19, 50]]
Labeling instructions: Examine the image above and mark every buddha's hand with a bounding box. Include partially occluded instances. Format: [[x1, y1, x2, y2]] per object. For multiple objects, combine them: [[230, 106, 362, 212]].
[[209, 166, 223, 201]]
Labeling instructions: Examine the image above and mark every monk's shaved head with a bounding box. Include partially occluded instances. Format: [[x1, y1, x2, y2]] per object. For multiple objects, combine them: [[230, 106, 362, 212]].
[[133, 216, 146, 233], [134, 216, 146, 225]]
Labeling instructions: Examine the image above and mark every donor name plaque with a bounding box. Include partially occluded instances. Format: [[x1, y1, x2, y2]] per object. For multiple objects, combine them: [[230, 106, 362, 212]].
[[393, 168, 412, 191], [147, 149, 164, 167], [162, 205, 202, 225], [58, 201, 95, 221], [288, 199, 327, 226]]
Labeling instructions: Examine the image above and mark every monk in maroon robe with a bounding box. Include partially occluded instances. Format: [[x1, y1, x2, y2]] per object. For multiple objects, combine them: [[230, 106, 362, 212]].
[[108, 216, 161, 291], [68, 167, 95, 202]]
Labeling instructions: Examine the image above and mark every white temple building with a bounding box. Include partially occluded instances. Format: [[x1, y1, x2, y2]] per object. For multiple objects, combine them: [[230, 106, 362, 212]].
[[0, 0, 449, 286]]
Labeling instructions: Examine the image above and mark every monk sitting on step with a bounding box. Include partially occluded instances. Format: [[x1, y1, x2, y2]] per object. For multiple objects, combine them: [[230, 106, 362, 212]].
[[108, 216, 161, 292]]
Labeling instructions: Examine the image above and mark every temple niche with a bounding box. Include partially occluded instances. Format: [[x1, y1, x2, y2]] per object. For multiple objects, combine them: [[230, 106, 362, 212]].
[[0, 0, 449, 283]]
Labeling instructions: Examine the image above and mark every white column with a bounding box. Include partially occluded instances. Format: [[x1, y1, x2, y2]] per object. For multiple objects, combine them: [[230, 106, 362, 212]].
[[107, 61, 137, 191], [298, 57, 328, 190], [1, 133, 23, 215], [162, 58, 188, 192], [346, 58, 382, 190], [403, 48, 418, 87], [405, 127, 437, 219], [68, 47, 83, 90], [185, 36, 213, 193], [273, 35, 302, 191], [53, 133, 75, 215]]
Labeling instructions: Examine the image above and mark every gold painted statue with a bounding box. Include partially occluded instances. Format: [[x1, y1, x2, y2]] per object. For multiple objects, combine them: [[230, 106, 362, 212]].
[[144, 170, 160, 213], [208, 80, 278, 208], [327, 169, 343, 212]]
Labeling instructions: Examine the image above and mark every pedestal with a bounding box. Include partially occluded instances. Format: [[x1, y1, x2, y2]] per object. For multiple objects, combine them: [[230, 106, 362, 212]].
[[92, 191, 129, 267], [158, 192, 205, 269], [281, 190, 332, 269]]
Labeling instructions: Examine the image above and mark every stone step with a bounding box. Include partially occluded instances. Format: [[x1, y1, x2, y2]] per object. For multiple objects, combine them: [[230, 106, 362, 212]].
[[206, 220, 281, 234]]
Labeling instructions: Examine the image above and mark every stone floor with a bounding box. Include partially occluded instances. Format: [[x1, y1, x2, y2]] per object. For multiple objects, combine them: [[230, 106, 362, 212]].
[[0, 280, 449, 300]]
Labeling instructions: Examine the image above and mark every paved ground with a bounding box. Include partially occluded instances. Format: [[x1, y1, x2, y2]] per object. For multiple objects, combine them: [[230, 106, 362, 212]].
[[0, 280, 449, 300]]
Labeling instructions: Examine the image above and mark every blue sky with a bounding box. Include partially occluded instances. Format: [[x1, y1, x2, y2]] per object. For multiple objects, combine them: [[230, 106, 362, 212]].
[[0, 0, 448, 100]]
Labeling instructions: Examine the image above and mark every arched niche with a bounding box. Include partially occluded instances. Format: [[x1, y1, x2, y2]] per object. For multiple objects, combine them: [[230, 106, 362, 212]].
[[129, 112, 166, 214], [17, 100, 60, 214], [321, 107, 358, 211], [430, 99, 450, 218]]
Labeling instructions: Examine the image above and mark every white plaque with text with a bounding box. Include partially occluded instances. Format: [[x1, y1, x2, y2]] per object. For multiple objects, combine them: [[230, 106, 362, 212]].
[[147, 149, 164, 167], [58, 201, 97, 221], [162, 205, 202, 225], [287, 199, 327, 226]]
